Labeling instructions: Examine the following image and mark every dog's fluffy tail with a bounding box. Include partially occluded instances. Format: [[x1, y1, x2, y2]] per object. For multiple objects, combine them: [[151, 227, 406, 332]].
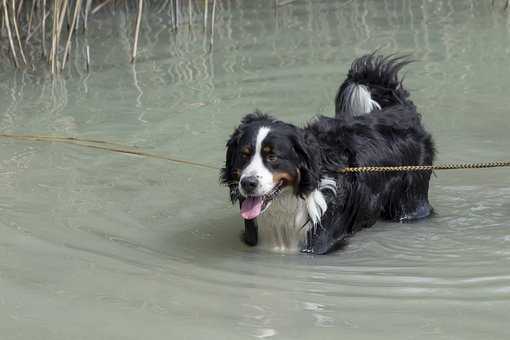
[[335, 54, 413, 117]]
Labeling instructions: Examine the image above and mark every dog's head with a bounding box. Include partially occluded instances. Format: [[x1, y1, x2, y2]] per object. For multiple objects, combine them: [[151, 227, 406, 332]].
[[220, 112, 321, 220]]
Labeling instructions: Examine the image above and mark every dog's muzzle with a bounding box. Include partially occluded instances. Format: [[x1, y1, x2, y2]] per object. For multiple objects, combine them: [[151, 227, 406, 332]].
[[239, 181, 284, 220], [240, 176, 259, 194]]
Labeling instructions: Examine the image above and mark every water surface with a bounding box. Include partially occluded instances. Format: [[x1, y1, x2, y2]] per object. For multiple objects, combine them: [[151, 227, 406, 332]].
[[1, 1, 510, 339]]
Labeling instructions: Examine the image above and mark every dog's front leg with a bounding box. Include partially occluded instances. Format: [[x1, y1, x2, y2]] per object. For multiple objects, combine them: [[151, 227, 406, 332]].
[[300, 229, 315, 254], [300, 229, 330, 255], [243, 219, 258, 246]]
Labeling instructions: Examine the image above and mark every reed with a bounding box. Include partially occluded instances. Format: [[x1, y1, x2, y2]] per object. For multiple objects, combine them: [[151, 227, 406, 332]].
[[203, 0, 208, 32], [130, 0, 143, 63], [11, 0, 28, 64], [0, 0, 220, 73], [209, 0, 215, 50], [2, 0, 19, 67], [61, 0, 81, 68], [188, 0, 192, 29]]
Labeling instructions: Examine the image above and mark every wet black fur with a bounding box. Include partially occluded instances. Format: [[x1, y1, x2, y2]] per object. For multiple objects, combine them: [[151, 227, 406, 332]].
[[221, 54, 435, 254]]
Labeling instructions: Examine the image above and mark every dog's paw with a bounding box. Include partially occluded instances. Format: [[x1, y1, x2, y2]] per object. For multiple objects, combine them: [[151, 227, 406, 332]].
[[300, 247, 315, 255], [241, 231, 258, 246]]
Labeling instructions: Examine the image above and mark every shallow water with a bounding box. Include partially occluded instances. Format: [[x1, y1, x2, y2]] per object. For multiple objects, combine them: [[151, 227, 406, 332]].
[[1, 0, 510, 339]]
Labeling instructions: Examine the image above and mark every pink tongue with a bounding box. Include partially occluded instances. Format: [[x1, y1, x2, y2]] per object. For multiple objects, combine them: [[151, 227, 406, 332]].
[[240, 197, 264, 220]]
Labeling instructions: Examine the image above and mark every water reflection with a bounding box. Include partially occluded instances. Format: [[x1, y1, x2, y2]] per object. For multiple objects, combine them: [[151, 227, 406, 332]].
[[0, 1, 509, 339]]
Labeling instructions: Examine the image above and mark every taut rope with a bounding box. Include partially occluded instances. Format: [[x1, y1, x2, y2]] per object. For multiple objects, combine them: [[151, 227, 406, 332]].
[[1, 133, 509, 174], [338, 161, 510, 173]]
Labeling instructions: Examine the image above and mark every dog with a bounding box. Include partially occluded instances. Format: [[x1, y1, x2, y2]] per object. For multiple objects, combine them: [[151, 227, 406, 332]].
[[221, 54, 435, 254]]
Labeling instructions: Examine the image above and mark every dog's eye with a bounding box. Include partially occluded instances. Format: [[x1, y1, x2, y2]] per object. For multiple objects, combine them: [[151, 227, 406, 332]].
[[240, 147, 252, 159]]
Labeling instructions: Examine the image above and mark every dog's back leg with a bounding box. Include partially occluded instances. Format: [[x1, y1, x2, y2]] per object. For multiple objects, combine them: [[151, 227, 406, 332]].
[[381, 172, 434, 222]]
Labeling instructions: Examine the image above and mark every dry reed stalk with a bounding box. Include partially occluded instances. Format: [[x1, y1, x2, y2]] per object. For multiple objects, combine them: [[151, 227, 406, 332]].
[[156, 0, 167, 14], [65, 0, 71, 28], [85, 44, 90, 71], [131, 0, 143, 63], [11, 0, 28, 64], [188, 0, 192, 29], [2, 0, 19, 67], [175, 0, 181, 28], [26, 11, 49, 42], [203, 0, 208, 32], [49, 0, 57, 71], [1, 9, 5, 38], [56, 0, 68, 37], [75, 0, 81, 31], [55, 0, 68, 71], [49, 0, 67, 73], [62, 0, 82, 69], [16, 0, 23, 18], [209, 0, 215, 50], [42, 0, 47, 56], [25, 0, 36, 43], [84, 0, 92, 31], [91, 0, 114, 15], [174, 0, 179, 30]]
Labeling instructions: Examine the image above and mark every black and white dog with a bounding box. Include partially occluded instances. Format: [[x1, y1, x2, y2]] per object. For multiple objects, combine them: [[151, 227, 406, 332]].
[[221, 54, 435, 254]]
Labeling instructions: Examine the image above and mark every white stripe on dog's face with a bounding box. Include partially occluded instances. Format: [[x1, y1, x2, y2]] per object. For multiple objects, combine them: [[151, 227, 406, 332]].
[[239, 127, 274, 197]]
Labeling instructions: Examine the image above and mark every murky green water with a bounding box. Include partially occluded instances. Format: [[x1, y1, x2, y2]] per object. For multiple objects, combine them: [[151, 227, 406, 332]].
[[1, 0, 510, 339]]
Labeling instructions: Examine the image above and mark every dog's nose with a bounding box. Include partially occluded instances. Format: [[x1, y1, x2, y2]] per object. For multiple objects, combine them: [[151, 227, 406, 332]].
[[241, 176, 258, 193]]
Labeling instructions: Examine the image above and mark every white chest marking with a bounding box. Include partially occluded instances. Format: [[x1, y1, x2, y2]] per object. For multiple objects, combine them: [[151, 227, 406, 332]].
[[257, 189, 310, 253], [256, 177, 337, 253]]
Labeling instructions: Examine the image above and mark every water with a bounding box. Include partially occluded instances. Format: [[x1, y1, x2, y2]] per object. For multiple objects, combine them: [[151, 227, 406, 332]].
[[1, 0, 510, 339]]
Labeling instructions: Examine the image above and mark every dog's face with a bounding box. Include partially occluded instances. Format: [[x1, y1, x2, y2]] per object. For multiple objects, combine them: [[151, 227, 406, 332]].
[[221, 112, 321, 220]]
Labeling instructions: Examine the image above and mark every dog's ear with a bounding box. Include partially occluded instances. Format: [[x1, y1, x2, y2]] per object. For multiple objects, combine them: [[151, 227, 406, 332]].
[[291, 129, 321, 197], [220, 125, 242, 203]]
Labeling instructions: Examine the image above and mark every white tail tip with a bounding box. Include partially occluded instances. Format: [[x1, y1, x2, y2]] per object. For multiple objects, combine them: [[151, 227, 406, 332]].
[[339, 83, 381, 115]]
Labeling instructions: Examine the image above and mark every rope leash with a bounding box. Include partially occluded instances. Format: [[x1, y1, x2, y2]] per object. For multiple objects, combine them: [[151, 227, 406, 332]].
[[338, 161, 510, 173], [0, 133, 219, 170], [1, 133, 509, 174]]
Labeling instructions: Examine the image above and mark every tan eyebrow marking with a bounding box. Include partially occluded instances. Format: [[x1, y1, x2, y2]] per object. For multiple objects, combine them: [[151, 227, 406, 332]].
[[263, 145, 272, 153], [273, 171, 296, 185]]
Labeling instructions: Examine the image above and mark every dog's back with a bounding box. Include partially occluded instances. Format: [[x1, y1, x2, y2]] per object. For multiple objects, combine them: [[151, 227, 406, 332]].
[[301, 54, 435, 254], [335, 54, 414, 117]]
